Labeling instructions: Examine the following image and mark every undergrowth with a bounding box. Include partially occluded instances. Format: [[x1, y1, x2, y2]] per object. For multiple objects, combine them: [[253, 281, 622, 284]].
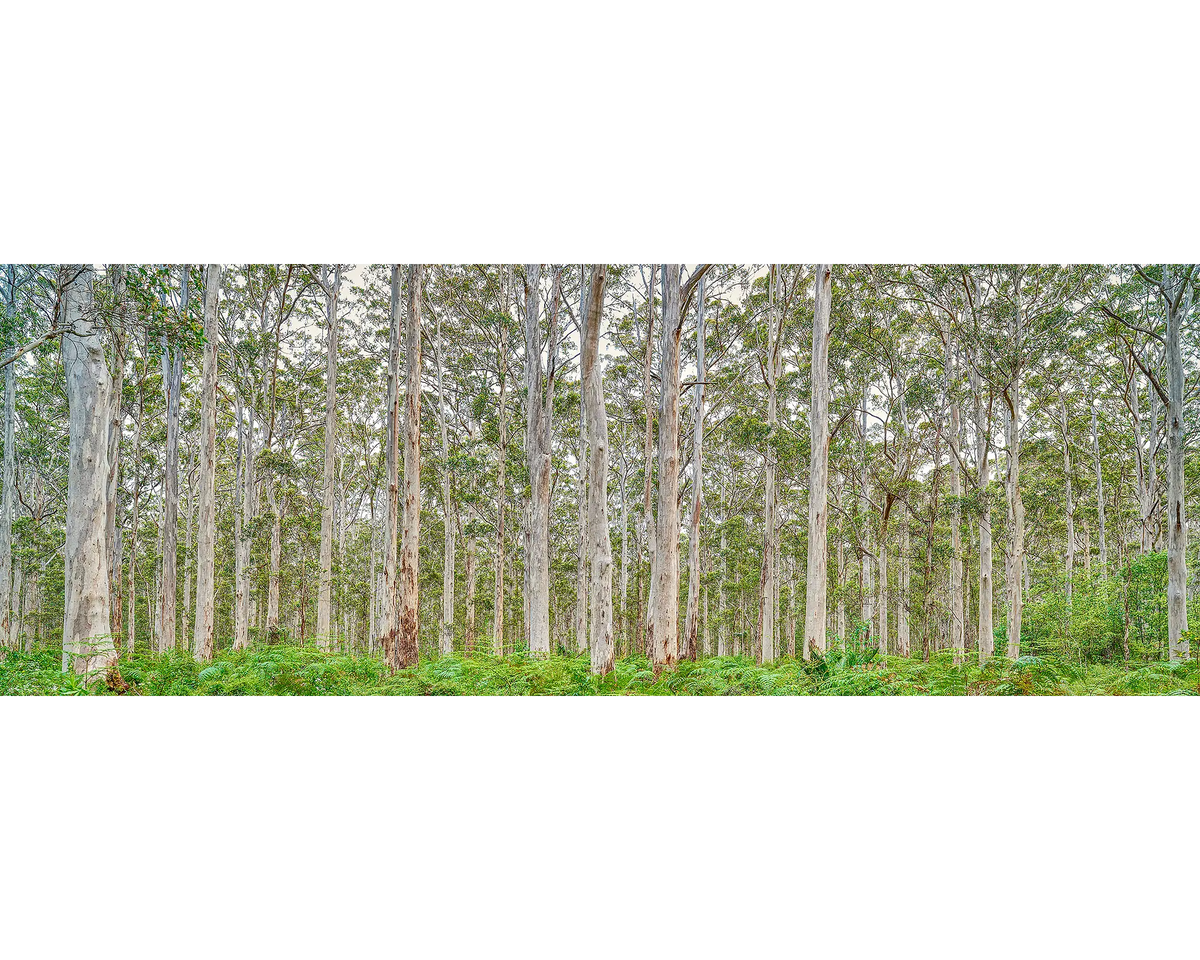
[[3, 642, 1198, 696]]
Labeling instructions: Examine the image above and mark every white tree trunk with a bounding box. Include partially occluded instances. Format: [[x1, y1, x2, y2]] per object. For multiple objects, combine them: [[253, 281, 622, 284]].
[[192, 264, 221, 663], [159, 265, 185, 652], [972, 347, 994, 664], [1091, 400, 1107, 572], [523, 264, 554, 657], [436, 298, 457, 658], [581, 266, 614, 674], [1164, 268, 1192, 661], [317, 264, 340, 645], [804, 264, 832, 659], [0, 267, 16, 648], [60, 264, 117, 676], [380, 266, 403, 660], [759, 265, 779, 664], [651, 265, 683, 671], [946, 326, 963, 663], [395, 264, 423, 670], [683, 274, 706, 661]]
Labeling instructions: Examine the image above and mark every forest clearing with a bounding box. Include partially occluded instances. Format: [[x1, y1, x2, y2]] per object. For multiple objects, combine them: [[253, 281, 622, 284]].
[[1, 263, 1196, 694]]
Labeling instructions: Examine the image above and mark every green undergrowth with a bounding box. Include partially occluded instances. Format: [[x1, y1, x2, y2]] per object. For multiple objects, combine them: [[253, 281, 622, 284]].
[[3, 642, 1199, 696]]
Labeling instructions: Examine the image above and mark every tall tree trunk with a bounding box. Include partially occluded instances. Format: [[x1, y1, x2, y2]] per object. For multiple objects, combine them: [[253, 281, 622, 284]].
[[436, 296, 457, 657], [233, 386, 254, 652], [159, 264, 185, 652], [1004, 292, 1025, 660], [105, 265, 126, 644], [0, 267, 16, 648], [1091, 400, 1107, 572], [859, 397, 873, 642], [717, 521, 729, 657], [639, 265, 657, 656], [574, 268, 589, 656], [619, 454, 629, 655], [682, 274, 707, 661], [651, 265, 683, 671], [492, 268, 509, 657], [464, 420, 480, 656], [898, 502, 911, 657], [394, 264, 424, 671], [759, 265, 779, 664], [581, 266, 613, 674], [380, 265, 403, 660], [60, 264, 117, 676], [233, 397, 248, 650], [192, 264, 221, 663], [317, 265, 341, 645], [1061, 400, 1075, 606], [973, 346, 994, 664], [523, 263, 554, 657], [183, 442, 195, 634], [126, 387, 143, 655], [1164, 267, 1192, 662], [805, 264, 832, 659], [946, 323, 963, 663]]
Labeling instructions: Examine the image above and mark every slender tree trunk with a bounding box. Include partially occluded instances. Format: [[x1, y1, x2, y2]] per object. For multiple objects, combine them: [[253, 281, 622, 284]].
[[619, 455, 629, 655], [973, 348, 994, 664], [946, 326, 963, 664], [436, 301, 457, 657], [394, 264, 423, 670], [717, 522, 729, 657], [183, 443, 194, 637], [105, 265, 126, 644], [159, 265, 185, 653], [523, 264, 554, 657], [1061, 400, 1075, 606], [60, 264, 117, 676], [651, 265, 683, 671], [639, 265, 657, 657], [682, 274, 706, 661], [1091, 400, 1107, 573], [492, 268, 509, 657], [0, 267, 16, 648], [126, 389, 142, 656], [317, 265, 340, 645], [380, 265, 403, 660], [805, 264, 832, 659], [574, 268, 589, 656], [233, 397, 248, 651], [192, 264, 221, 663], [898, 502, 911, 657], [1164, 269, 1191, 661], [759, 265, 779, 664], [581, 266, 613, 674], [836, 531, 846, 646], [233, 386, 254, 651]]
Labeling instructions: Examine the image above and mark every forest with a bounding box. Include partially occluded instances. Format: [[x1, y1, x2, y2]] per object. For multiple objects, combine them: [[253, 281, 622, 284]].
[[1, 262, 1197, 696]]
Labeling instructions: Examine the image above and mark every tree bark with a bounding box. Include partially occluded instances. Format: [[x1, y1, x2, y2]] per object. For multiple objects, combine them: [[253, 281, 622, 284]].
[[192, 264, 221, 663], [682, 273, 707, 661], [639, 265, 657, 657], [394, 264, 424, 671], [317, 264, 341, 645], [523, 264, 555, 657], [0, 266, 16, 648], [435, 294, 457, 657], [581, 266, 613, 674], [380, 265, 403, 660], [1091, 400, 1107, 573], [159, 265, 185, 652], [804, 264, 832, 659], [651, 265, 683, 671], [105, 265, 126, 644], [60, 264, 117, 676], [1163, 266, 1192, 661]]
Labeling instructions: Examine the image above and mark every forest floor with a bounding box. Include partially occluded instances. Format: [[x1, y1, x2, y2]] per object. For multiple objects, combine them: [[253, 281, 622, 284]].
[[2, 643, 1198, 695]]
